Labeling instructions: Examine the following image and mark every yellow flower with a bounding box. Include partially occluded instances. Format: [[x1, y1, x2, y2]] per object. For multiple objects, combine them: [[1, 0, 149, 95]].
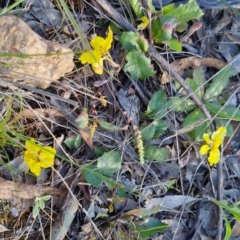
[[137, 16, 149, 30], [24, 138, 56, 176], [199, 127, 226, 166], [79, 27, 113, 75]]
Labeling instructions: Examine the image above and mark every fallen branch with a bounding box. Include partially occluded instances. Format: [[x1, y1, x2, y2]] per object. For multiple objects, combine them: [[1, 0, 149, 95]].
[[0, 177, 63, 200]]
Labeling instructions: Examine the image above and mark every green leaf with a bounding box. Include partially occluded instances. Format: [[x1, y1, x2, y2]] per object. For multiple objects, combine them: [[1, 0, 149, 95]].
[[97, 151, 121, 176], [194, 121, 210, 141], [183, 108, 205, 127], [117, 188, 130, 198], [40, 195, 51, 201], [64, 135, 82, 149], [124, 51, 155, 80], [83, 165, 118, 188], [93, 146, 106, 158], [176, 22, 188, 32], [162, 3, 175, 15], [167, 96, 195, 112], [32, 204, 39, 218], [203, 66, 233, 101], [165, 0, 204, 24], [223, 212, 232, 240], [144, 147, 169, 162], [129, 0, 143, 18], [38, 200, 45, 210], [136, 218, 168, 238], [195, 117, 234, 141], [83, 165, 103, 187], [120, 32, 148, 52], [140, 120, 168, 142], [96, 119, 123, 131], [206, 102, 240, 121], [152, 16, 177, 43], [187, 67, 205, 98], [146, 0, 157, 12], [75, 108, 88, 129], [145, 89, 167, 119], [166, 38, 182, 52], [153, 120, 168, 137], [210, 197, 240, 221], [109, 22, 122, 34], [104, 178, 117, 190], [95, 213, 109, 220], [141, 124, 156, 142], [163, 180, 176, 191]]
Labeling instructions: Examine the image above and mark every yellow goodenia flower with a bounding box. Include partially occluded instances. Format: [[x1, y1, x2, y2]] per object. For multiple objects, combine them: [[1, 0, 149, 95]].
[[24, 138, 56, 176], [79, 27, 113, 75], [137, 16, 149, 30], [199, 127, 227, 166]]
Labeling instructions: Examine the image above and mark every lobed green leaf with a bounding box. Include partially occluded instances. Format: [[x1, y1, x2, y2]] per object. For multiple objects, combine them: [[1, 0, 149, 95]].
[[206, 102, 240, 121], [120, 32, 148, 52], [124, 51, 155, 80], [145, 89, 167, 119], [97, 151, 121, 176], [165, 0, 204, 24], [203, 66, 233, 101], [144, 147, 169, 162]]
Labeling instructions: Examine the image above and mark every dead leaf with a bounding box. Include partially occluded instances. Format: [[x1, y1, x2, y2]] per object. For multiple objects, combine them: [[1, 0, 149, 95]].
[[200, 235, 215, 240], [116, 89, 140, 126], [0, 177, 63, 200], [180, 22, 202, 42], [0, 224, 9, 233], [55, 168, 81, 210], [149, 162, 180, 180], [51, 197, 78, 240], [78, 128, 93, 148], [231, 221, 240, 237], [144, 195, 198, 211], [20, 108, 63, 119], [81, 222, 93, 234], [78, 176, 91, 207], [0, 15, 74, 89], [161, 57, 227, 84]]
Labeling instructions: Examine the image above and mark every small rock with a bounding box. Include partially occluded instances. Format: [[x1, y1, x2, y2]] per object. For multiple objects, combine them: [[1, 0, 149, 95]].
[[0, 15, 74, 89]]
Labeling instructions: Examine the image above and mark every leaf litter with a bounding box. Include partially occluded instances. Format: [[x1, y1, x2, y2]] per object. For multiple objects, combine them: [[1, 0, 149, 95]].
[[1, 0, 240, 239]]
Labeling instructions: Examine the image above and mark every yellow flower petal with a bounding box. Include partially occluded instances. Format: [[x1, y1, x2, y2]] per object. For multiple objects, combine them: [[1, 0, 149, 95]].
[[24, 150, 36, 165], [91, 36, 105, 52], [200, 127, 226, 167], [212, 126, 227, 148], [203, 133, 212, 146], [29, 161, 41, 176], [79, 50, 102, 64], [25, 138, 41, 152], [208, 147, 220, 166], [200, 144, 210, 155], [90, 27, 113, 55], [24, 139, 56, 177], [39, 146, 56, 168], [137, 16, 149, 30], [24, 153, 41, 176], [92, 58, 104, 75]]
